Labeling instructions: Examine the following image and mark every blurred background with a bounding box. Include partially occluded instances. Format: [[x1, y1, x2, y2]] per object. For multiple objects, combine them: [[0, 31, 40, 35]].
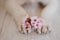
[[0, 0, 60, 40]]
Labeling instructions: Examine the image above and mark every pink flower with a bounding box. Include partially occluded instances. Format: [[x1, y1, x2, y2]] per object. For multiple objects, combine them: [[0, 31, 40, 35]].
[[22, 17, 31, 29], [21, 16, 45, 30], [31, 17, 45, 29]]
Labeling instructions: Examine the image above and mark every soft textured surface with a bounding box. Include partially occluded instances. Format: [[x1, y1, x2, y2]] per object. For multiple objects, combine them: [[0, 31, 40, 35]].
[[0, 1, 60, 40]]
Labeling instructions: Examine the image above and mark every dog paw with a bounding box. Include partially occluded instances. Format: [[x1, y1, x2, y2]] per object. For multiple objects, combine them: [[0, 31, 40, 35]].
[[20, 15, 32, 34], [34, 28, 41, 34], [41, 25, 50, 34]]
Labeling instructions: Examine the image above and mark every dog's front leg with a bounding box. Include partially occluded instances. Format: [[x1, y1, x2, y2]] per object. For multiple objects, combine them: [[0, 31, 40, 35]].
[[41, 0, 59, 31], [5, 0, 27, 31]]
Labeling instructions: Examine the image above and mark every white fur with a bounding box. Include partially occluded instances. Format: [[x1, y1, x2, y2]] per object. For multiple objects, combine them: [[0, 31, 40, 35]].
[[5, 0, 59, 33]]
